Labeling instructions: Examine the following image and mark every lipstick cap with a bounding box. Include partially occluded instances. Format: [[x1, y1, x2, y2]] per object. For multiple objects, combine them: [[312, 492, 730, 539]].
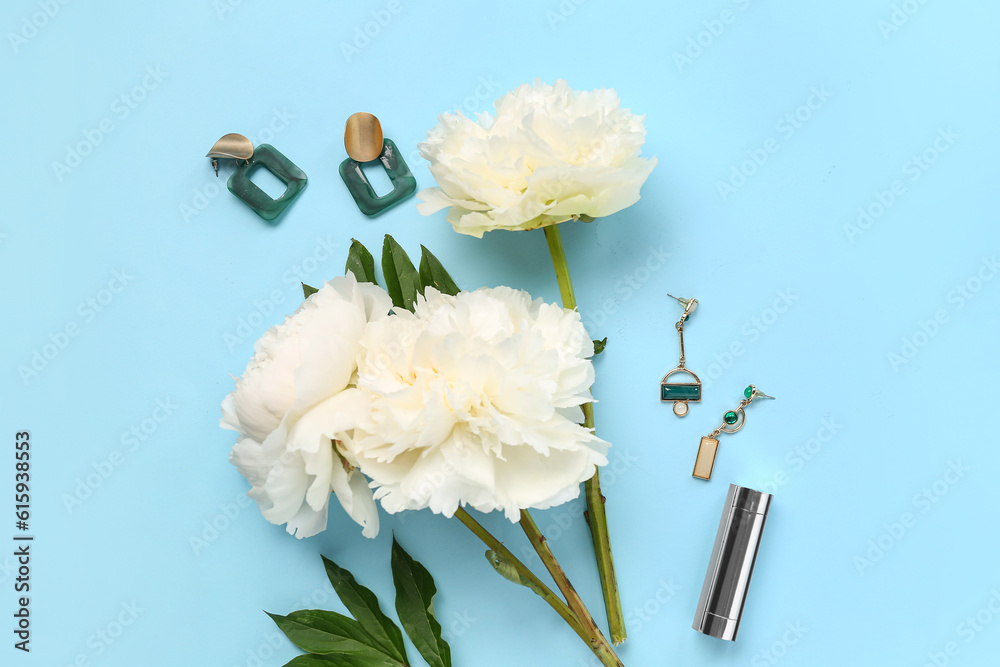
[[693, 484, 772, 641]]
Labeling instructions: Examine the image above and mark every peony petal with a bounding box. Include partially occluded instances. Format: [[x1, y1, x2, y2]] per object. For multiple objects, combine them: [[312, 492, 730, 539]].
[[284, 499, 330, 539], [328, 457, 380, 539]]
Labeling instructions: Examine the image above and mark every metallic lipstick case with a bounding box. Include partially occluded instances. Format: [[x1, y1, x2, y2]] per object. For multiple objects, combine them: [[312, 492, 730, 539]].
[[693, 484, 772, 641]]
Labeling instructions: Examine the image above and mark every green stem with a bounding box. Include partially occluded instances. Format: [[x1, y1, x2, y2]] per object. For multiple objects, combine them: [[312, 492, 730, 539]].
[[454, 508, 589, 644], [542, 223, 627, 645], [581, 404, 625, 643], [543, 224, 578, 310], [520, 510, 624, 667]]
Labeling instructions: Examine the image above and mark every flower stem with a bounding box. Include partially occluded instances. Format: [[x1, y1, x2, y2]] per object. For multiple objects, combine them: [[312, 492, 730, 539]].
[[543, 224, 578, 310], [580, 403, 625, 643], [519, 510, 624, 667], [453, 508, 589, 644], [541, 223, 627, 645]]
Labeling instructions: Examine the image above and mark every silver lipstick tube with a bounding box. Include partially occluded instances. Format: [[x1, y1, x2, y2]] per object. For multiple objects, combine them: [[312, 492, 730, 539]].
[[692, 484, 772, 641]]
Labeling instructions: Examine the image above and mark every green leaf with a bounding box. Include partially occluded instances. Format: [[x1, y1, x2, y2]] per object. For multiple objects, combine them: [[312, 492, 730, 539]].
[[418, 245, 460, 296], [346, 239, 378, 285], [322, 556, 408, 664], [283, 654, 406, 667], [267, 610, 405, 666], [391, 537, 451, 667], [284, 656, 341, 667], [381, 235, 421, 311], [592, 337, 607, 356], [302, 283, 319, 299], [486, 549, 546, 598]]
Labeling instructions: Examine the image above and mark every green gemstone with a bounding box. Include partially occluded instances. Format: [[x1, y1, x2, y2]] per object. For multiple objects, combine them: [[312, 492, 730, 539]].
[[661, 383, 701, 401], [724, 411, 738, 424], [339, 138, 416, 216], [744, 386, 753, 399], [227, 144, 308, 222]]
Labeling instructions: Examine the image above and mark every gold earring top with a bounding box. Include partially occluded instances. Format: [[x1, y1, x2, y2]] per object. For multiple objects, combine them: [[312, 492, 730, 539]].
[[668, 294, 698, 320], [344, 112, 384, 162], [207, 133, 254, 176]]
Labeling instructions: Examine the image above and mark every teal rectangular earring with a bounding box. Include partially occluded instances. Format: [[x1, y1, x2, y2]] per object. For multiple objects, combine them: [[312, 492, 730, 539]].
[[207, 134, 307, 223], [340, 113, 416, 216]]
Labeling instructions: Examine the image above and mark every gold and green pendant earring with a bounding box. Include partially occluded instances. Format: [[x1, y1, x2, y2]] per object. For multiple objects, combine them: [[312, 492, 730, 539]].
[[660, 295, 701, 416], [692, 385, 775, 480]]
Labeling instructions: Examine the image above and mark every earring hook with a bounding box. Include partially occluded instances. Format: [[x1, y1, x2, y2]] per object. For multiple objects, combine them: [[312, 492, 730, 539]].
[[745, 385, 775, 401]]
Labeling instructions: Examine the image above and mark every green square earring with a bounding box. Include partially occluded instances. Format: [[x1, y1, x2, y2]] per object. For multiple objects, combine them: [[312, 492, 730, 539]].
[[207, 133, 308, 223], [339, 113, 416, 216]]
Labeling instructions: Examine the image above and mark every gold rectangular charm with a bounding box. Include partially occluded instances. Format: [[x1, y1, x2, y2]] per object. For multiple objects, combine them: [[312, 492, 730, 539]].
[[693, 437, 720, 480]]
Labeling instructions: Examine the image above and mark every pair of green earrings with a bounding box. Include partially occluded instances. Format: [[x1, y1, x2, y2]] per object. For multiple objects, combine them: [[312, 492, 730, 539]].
[[205, 113, 416, 222], [658, 295, 775, 481]]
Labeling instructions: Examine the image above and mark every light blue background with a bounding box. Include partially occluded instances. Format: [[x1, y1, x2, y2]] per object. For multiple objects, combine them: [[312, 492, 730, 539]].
[[2, 1, 998, 665]]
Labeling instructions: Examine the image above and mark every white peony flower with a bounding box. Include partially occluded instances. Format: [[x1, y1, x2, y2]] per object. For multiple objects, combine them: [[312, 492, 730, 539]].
[[416, 79, 657, 238], [352, 286, 609, 521], [220, 274, 392, 539]]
